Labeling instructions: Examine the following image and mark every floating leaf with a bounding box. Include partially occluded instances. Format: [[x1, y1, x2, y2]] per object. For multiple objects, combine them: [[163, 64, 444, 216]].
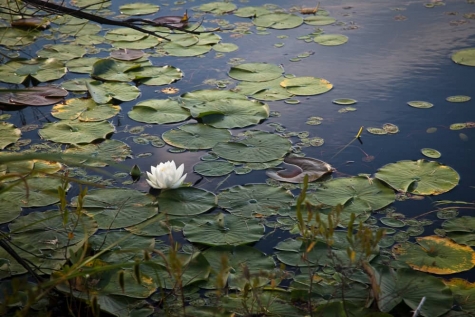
[[212, 130, 292, 163], [218, 184, 294, 217], [284, 99, 300, 104], [110, 49, 145, 61], [451, 47, 475, 66], [37, 44, 87, 61], [280, 77, 333, 95], [158, 187, 216, 216], [314, 34, 348, 46], [162, 123, 231, 149], [74, 188, 157, 229], [163, 42, 212, 57], [446, 95, 471, 102], [39, 120, 115, 144], [199, 2, 237, 14], [380, 217, 406, 228], [0, 27, 40, 48], [307, 176, 395, 215], [393, 236, 475, 274], [0, 177, 65, 208], [184, 215, 264, 246], [443, 278, 475, 313], [213, 43, 239, 53], [421, 148, 441, 159], [233, 78, 293, 101], [253, 13, 303, 29], [128, 99, 190, 124], [0, 122, 21, 149], [119, 3, 160, 15], [86, 81, 140, 103], [0, 86, 68, 107], [382, 123, 399, 134], [450, 123, 467, 130], [0, 58, 66, 84], [228, 63, 282, 82], [332, 98, 357, 105], [62, 139, 132, 167], [234, 6, 270, 17], [366, 127, 387, 135], [266, 156, 332, 183], [51, 98, 120, 121], [91, 58, 142, 82], [375, 159, 459, 195], [304, 15, 336, 26], [129, 65, 183, 86], [194, 161, 234, 177], [407, 101, 433, 108], [442, 216, 475, 246]]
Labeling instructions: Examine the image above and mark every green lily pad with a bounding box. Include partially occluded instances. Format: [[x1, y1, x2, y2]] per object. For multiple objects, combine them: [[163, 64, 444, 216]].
[[51, 98, 120, 121], [280, 77, 333, 95], [307, 176, 395, 215], [421, 148, 441, 159], [393, 236, 475, 274], [212, 130, 292, 163], [228, 63, 283, 82], [234, 6, 270, 17], [332, 98, 357, 105], [450, 123, 467, 130], [444, 279, 475, 313], [62, 139, 132, 167], [266, 156, 333, 183], [129, 65, 183, 85], [37, 44, 87, 61], [66, 57, 101, 73], [304, 15, 336, 25], [451, 47, 475, 66], [39, 120, 115, 144], [162, 123, 231, 149], [86, 81, 140, 103], [91, 58, 142, 82], [442, 216, 475, 246], [0, 58, 66, 84], [105, 27, 148, 42], [218, 184, 294, 217], [110, 49, 145, 61], [194, 161, 234, 177], [382, 123, 399, 134], [375, 160, 459, 195], [119, 3, 160, 15], [0, 27, 40, 48], [163, 42, 212, 57], [366, 127, 388, 135], [184, 214, 264, 246], [0, 177, 66, 208], [158, 187, 216, 216], [73, 188, 157, 229], [314, 34, 348, 46], [0, 122, 21, 149], [446, 95, 471, 102], [253, 12, 303, 29], [233, 78, 293, 101], [213, 43, 239, 53], [199, 2, 237, 14], [128, 99, 191, 124], [380, 217, 406, 228], [408, 101, 433, 108]]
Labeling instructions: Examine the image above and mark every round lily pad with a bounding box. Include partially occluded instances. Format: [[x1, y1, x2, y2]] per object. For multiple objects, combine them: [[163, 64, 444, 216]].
[[380, 217, 406, 228], [332, 98, 357, 105], [212, 130, 292, 163], [408, 101, 433, 108], [421, 148, 441, 159], [366, 127, 387, 135], [266, 156, 333, 183], [218, 184, 294, 217], [228, 63, 282, 82], [163, 42, 212, 57], [451, 48, 475, 66], [128, 99, 191, 124], [199, 2, 237, 14], [234, 6, 270, 17], [393, 236, 475, 274], [129, 65, 183, 86], [375, 159, 459, 195], [382, 123, 399, 134], [184, 214, 264, 246], [51, 98, 120, 121], [213, 43, 238, 53], [0, 122, 21, 149], [450, 123, 467, 130], [280, 77, 333, 96], [194, 161, 234, 177], [119, 3, 160, 15], [158, 187, 216, 216], [62, 139, 132, 167], [38, 120, 115, 144], [446, 95, 471, 102], [314, 34, 348, 46], [304, 15, 336, 26], [253, 12, 303, 29], [234, 78, 293, 101], [162, 123, 231, 150]]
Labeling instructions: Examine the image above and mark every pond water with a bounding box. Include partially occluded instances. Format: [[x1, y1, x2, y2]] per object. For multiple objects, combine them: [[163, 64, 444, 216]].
[[2, 0, 475, 314]]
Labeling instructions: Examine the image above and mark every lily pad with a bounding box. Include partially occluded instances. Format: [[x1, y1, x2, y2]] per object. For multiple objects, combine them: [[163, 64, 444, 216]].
[[158, 187, 216, 216], [39, 120, 115, 144], [314, 34, 348, 46], [91, 58, 142, 82], [233, 78, 293, 101], [73, 188, 157, 229], [51, 98, 120, 121], [0, 122, 21, 149], [228, 63, 283, 82], [442, 216, 475, 246], [332, 98, 357, 105], [0, 27, 40, 48], [307, 176, 395, 215], [392, 236, 475, 274], [163, 42, 212, 57], [86, 81, 140, 103], [234, 6, 270, 17], [280, 77, 333, 96], [194, 161, 234, 177], [380, 217, 406, 228], [407, 101, 433, 108], [0, 177, 66, 208], [218, 184, 294, 217], [129, 65, 183, 86], [446, 95, 471, 102], [62, 139, 132, 167], [66, 57, 101, 73], [37, 44, 87, 61], [421, 148, 441, 159], [119, 3, 160, 15], [304, 15, 336, 26], [162, 123, 231, 149], [382, 123, 399, 134], [0, 58, 66, 84], [213, 43, 239, 53], [212, 130, 292, 163], [110, 49, 145, 61], [184, 214, 264, 246], [253, 12, 303, 29], [199, 2, 237, 14], [375, 159, 459, 195], [0, 86, 68, 106], [266, 156, 333, 183], [128, 99, 191, 124], [451, 48, 475, 66]]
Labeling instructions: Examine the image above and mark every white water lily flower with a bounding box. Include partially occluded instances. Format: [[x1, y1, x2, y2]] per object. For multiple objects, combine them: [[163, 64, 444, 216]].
[[146, 161, 187, 189]]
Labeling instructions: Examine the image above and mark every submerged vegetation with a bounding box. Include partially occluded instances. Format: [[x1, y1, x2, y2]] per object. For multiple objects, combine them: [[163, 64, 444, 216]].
[[1, 0, 475, 316]]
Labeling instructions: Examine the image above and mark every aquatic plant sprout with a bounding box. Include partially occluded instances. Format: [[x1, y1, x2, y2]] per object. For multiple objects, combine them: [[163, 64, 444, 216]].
[[146, 160, 187, 189]]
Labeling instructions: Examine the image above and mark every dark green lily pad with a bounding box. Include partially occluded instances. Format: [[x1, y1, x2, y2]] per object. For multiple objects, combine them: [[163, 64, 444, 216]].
[[86, 81, 140, 103], [162, 123, 231, 149], [51, 98, 120, 121], [129, 65, 183, 86], [119, 3, 160, 15], [37, 44, 87, 61], [0, 177, 66, 208], [158, 187, 216, 216], [128, 99, 191, 124], [62, 139, 132, 167], [39, 120, 115, 144], [212, 130, 292, 163], [199, 2, 237, 14], [218, 184, 294, 217], [0, 58, 66, 84], [375, 160, 459, 195], [0, 122, 21, 149], [228, 63, 283, 82], [194, 161, 234, 177], [253, 12, 303, 29]]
